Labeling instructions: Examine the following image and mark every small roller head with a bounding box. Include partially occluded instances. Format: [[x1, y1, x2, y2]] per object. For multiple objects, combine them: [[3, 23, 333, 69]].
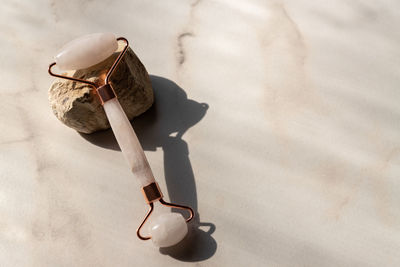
[[55, 32, 118, 70], [149, 213, 188, 247]]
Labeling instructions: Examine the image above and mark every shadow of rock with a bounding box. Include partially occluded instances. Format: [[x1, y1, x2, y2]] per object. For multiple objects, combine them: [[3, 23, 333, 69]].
[[79, 75, 216, 261]]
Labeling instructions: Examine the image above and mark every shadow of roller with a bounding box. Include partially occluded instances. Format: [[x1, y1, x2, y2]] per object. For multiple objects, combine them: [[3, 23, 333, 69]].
[[80, 75, 217, 262]]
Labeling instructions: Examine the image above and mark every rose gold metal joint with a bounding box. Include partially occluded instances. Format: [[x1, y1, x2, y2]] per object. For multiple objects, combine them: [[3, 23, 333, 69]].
[[96, 84, 116, 104], [141, 182, 163, 204]]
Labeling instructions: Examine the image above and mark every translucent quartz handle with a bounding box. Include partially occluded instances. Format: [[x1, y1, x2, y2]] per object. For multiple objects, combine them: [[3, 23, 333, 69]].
[[103, 98, 155, 187]]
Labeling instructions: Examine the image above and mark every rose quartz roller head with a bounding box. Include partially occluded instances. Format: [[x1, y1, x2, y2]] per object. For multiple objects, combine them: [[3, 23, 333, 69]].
[[48, 33, 194, 247]]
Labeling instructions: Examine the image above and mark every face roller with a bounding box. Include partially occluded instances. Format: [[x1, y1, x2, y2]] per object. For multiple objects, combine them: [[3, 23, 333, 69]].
[[48, 33, 194, 247]]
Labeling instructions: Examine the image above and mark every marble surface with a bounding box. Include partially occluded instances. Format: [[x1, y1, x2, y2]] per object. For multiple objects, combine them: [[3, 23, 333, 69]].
[[1, 0, 400, 266]]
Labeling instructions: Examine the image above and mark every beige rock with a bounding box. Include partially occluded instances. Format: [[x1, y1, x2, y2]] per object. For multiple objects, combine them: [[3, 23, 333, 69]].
[[49, 43, 154, 134]]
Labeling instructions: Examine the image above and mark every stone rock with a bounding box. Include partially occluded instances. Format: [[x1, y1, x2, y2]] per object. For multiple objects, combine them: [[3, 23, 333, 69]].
[[49, 43, 154, 134]]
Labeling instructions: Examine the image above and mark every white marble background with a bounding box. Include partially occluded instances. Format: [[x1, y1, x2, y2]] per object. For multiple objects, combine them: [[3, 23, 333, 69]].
[[1, 0, 400, 266]]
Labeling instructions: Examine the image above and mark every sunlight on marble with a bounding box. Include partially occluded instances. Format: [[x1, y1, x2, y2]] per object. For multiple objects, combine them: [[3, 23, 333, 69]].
[[0, 0, 399, 266]]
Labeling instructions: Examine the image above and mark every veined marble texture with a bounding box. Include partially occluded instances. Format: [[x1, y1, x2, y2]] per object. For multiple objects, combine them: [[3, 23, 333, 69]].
[[1, 0, 400, 266]]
